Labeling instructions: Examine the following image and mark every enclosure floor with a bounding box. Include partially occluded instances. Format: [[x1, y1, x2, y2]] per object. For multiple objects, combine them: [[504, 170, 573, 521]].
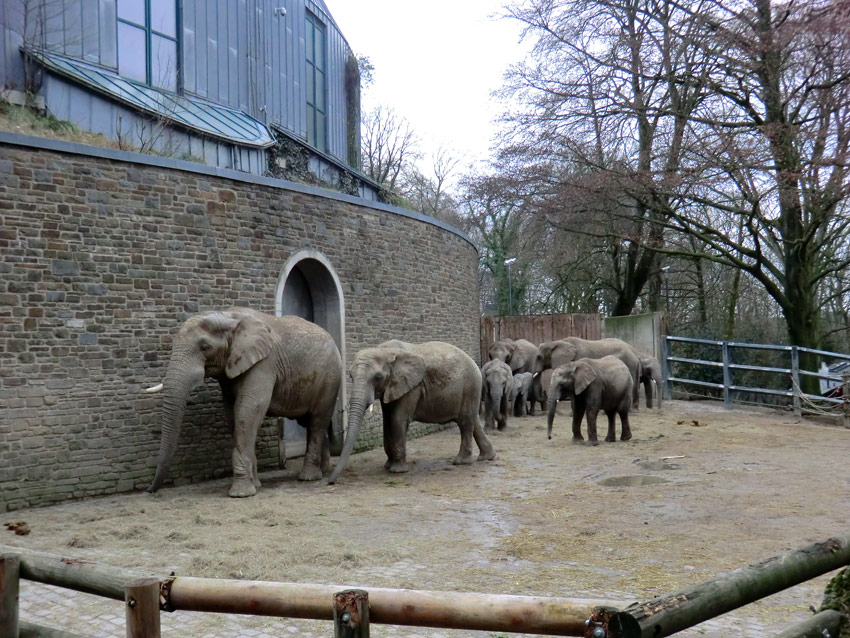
[[6, 399, 850, 637]]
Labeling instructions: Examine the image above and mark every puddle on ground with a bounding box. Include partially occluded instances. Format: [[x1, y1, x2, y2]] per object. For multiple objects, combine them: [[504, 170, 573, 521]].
[[596, 475, 670, 487]]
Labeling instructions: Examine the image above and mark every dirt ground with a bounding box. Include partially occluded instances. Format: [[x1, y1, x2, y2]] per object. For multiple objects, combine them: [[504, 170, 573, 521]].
[[4, 399, 850, 637]]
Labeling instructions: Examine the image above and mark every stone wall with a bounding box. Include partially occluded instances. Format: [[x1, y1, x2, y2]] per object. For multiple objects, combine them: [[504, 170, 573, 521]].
[[0, 132, 480, 511]]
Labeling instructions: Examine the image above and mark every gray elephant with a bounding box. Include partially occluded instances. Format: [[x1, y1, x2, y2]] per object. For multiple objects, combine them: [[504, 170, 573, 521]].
[[145, 308, 342, 497], [488, 338, 543, 375], [539, 337, 641, 409], [327, 340, 497, 482], [511, 371, 534, 417], [637, 353, 663, 410], [481, 359, 513, 431], [547, 356, 634, 445]]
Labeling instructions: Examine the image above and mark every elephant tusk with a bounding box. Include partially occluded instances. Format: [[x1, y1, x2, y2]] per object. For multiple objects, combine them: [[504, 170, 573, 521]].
[[145, 383, 164, 393], [368, 403, 374, 414]]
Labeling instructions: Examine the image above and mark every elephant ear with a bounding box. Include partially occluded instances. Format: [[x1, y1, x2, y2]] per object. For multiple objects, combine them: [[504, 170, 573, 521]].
[[225, 313, 274, 378], [383, 351, 426, 403], [553, 343, 578, 368], [574, 361, 598, 395]]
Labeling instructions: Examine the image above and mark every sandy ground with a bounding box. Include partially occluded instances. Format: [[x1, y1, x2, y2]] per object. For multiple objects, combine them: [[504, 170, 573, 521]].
[[3, 399, 850, 637]]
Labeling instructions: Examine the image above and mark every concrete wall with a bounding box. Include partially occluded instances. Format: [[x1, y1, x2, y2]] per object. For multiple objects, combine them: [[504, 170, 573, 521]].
[[0, 132, 480, 511], [603, 312, 666, 364]]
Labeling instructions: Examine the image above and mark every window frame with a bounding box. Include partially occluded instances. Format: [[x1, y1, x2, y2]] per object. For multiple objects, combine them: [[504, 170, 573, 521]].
[[117, 0, 179, 92], [305, 10, 327, 152]]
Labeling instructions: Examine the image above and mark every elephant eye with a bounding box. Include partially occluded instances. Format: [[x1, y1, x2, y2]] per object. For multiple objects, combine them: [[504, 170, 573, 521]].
[[199, 341, 211, 352]]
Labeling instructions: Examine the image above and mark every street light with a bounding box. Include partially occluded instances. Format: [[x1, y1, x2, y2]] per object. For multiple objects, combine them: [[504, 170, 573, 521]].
[[504, 257, 517, 315]]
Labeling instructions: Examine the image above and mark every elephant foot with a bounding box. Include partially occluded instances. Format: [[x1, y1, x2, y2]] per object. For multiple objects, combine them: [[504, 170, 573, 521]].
[[385, 459, 410, 473], [605, 435, 616, 443], [228, 478, 257, 498], [586, 439, 600, 447], [477, 449, 497, 462], [621, 432, 633, 441], [297, 465, 324, 481], [452, 454, 475, 465], [571, 436, 584, 445]]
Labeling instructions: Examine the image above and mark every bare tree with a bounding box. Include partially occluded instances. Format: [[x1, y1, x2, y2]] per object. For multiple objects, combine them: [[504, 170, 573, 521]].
[[360, 106, 420, 195], [399, 147, 462, 225]]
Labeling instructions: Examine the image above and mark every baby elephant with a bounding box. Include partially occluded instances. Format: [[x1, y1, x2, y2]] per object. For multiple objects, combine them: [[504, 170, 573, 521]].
[[547, 355, 633, 445], [481, 359, 513, 431]]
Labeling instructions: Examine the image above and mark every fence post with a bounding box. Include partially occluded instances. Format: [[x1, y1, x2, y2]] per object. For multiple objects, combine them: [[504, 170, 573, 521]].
[[125, 578, 161, 638], [722, 342, 732, 408], [790, 347, 801, 418], [333, 589, 369, 638], [663, 337, 672, 401], [843, 372, 850, 429], [1, 553, 20, 638]]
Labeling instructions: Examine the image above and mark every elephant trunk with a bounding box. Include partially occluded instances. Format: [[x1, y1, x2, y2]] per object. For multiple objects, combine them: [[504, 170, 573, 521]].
[[547, 397, 558, 440], [147, 359, 204, 493], [486, 386, 503, 428], [327, 381, 373, 484]]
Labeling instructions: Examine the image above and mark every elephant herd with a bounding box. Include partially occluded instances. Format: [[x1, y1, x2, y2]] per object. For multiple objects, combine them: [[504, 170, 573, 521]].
[[483, 337, 663, 445], [144, 308, 662, 498]]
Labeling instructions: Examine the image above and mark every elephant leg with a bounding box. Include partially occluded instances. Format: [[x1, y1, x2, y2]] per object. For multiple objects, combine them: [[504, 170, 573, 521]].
[[229, 386, 272, 498], [585, 407, 600, 446], [296, 412, 329, 481], [632, 377, 640, 411], [644, 379, 653, 409], [619, 410, 633, 441], [468, 405, 497, 463], [382, 402, 411, 473], [571, 402, 585, 443], [497, 394, 509, 430], [605, 411, 617, 442]]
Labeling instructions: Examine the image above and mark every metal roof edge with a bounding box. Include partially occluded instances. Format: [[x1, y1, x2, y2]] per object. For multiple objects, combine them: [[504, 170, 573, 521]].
[[0, 131, 477, 251], [27, 50, 275, 149]]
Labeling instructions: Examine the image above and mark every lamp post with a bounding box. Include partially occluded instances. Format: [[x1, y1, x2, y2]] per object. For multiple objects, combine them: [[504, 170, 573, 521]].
[[504, 257, 516, 316]]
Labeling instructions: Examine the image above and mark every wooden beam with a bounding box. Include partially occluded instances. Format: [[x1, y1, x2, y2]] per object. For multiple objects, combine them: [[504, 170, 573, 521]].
[[1, 554, 21, 638], [125, 578, 161, 638], [771, 610, 844, 638], [623, 532, 850, 638], [167, 577, 630, 636], [334, 589, 370, 638]]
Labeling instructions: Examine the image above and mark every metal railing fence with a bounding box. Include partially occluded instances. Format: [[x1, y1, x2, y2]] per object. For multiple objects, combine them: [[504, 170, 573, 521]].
[[664, 336, 850, 419]]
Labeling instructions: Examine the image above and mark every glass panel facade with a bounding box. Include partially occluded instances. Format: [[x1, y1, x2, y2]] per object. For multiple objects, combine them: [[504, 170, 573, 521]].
[[117, 0, 145, 25], [305, 11, 326, 151], [151, 0, 177, 37], [117, 22, 147, 82], [152, 35, 177, 91], [117, 0, 177, 91]]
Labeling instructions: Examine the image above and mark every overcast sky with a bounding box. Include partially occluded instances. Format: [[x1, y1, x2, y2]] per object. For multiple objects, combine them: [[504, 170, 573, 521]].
[[323, 1, 530, 173]]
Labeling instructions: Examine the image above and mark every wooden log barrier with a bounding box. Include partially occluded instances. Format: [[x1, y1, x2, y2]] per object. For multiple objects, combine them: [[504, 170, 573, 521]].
[[167, 578, 630, 636], [125, 578, 161, 638], [333, 589, 370, 638], [771, 609, 844, 638], [622, 532, 850, 638], [1, 553, 21, 638]]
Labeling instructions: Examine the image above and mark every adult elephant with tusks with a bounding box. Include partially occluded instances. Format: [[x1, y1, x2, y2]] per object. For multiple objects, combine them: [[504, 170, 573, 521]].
[[145, 308, 342, 497], [327, 340, 497, 483]]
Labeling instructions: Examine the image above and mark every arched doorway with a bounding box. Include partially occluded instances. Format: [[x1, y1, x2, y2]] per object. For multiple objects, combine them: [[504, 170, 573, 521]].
[[276, 251, 346, 461]]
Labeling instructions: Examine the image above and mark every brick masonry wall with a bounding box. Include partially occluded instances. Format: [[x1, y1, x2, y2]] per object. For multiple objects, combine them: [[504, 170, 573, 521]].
[[0, 134, 480, 511]]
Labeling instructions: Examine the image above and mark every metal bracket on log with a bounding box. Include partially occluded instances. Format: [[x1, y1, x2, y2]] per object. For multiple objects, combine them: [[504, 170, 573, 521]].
[[584, 606, 641, 638], [159, 577, 176, 612]]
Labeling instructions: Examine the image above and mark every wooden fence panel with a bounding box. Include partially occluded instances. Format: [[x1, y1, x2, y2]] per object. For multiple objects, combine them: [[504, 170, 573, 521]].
[[480, 314, 602, 361]]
